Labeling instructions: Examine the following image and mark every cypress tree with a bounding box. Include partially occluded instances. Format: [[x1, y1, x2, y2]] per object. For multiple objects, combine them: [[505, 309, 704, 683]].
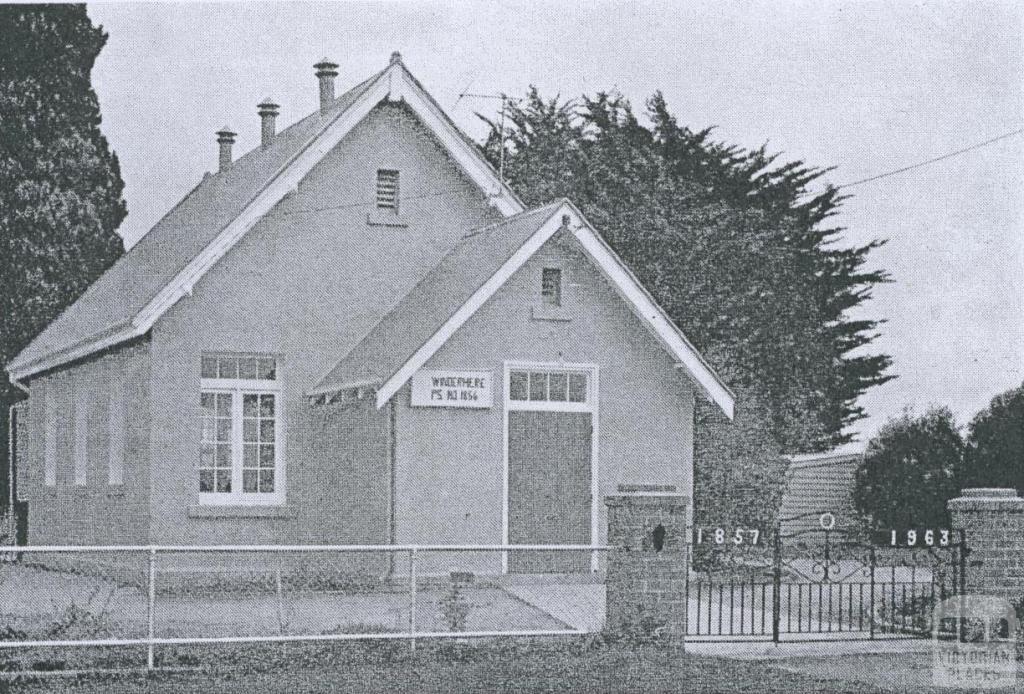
[[0, 5, 127, 513], [480, 89, 892, 452]]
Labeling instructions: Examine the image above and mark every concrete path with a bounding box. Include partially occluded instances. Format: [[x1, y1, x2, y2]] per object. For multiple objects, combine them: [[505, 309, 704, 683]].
[[501, 584, 603, 632], [0, 566, 567, 639], [687, 637, 933, 659]]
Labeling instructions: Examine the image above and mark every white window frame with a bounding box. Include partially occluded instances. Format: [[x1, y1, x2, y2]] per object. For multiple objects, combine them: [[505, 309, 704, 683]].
[[501, 361, 600, 573], [199, 372, 285, 506]]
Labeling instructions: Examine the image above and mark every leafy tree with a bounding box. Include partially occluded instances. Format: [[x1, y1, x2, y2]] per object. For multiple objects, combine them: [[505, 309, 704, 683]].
[[693, 385, 790, 538], [963, 383, 1024, 493], [853, 408, 964, 530], [479, 90, 893, 452], [0, 5, 127, 511]]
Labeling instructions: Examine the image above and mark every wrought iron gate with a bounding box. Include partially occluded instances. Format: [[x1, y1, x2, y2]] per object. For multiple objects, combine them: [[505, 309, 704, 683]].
[[686, 521, 967, 643]]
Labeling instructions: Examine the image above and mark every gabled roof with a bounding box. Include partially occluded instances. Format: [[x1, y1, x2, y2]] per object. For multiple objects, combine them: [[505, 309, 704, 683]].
[[7, 55, 523, 385], [311, 199, 736, 418], [309, 201, 564, 398]]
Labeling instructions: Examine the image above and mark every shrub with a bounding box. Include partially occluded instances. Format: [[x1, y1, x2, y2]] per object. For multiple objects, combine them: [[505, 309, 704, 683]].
[[440, 573, 472, 632], [854, 407, 963, 531], [694, 389, 789, 540], [963, 383, 1024, 494]]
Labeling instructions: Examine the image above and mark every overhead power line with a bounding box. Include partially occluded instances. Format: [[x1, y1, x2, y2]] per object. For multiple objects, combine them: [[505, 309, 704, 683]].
[[836, 128, 1024, 189]]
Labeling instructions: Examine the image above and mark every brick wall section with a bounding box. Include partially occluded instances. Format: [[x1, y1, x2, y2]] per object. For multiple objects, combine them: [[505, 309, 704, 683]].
[[605, 494, 688, 639], [948, 488, 1024, 601]]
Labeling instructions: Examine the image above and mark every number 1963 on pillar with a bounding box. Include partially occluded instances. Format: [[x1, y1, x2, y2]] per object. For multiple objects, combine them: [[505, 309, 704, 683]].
[[872, 528, 953, 547]]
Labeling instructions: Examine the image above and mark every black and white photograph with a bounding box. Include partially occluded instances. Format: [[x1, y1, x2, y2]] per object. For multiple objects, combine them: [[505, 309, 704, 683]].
[[0, 1, 1021, 691]]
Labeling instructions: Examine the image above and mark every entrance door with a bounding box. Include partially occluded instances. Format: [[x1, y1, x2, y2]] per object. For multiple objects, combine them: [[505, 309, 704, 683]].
[[507, 410, 592, 573]]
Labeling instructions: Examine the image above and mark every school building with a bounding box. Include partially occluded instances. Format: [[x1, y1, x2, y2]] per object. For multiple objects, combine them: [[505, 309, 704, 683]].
[[6, 53, 734, 575]]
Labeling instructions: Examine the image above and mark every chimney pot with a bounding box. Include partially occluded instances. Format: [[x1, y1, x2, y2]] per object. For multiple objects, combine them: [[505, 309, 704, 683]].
[[257, 97, 280, 149], [313, 58, 339, 115], [215, 126, 236, 172], [389, 51, 402, 65]]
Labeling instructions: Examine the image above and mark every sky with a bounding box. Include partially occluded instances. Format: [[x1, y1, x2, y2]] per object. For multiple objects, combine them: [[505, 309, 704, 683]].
[[85, 1, 1024, 447]]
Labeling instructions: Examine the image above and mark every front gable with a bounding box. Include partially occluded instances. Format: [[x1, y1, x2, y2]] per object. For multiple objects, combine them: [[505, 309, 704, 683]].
[[312, 200, 735, 418], [413, 207, 736, 418]]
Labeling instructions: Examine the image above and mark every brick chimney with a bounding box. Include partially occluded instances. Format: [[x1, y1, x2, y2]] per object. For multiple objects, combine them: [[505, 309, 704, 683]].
[[314, 58, 338, 115], [216, 126, 236, 172], [257, 97, 280, 149]]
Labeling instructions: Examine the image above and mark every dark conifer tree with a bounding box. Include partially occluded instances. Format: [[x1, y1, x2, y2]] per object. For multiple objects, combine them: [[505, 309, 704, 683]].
[[0, 5, 127, 512], [480, 89, 892, 452]]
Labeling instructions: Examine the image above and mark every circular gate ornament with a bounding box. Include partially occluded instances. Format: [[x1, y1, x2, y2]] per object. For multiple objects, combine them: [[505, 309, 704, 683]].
[[819, 512, 836, 530]]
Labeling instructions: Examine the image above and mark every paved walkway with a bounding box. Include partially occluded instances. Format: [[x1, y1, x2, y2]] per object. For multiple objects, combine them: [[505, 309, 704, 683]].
[[687, 637, 933, 659], [0, 566, 567, 638], [501, 584, 603, 632]]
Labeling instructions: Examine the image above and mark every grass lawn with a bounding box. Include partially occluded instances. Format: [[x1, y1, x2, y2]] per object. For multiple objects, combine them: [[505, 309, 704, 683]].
[[3, 639, 905, 694]]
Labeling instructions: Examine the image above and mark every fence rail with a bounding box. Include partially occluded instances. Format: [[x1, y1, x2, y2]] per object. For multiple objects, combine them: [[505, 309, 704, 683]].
[[0, 543, 609, 671]]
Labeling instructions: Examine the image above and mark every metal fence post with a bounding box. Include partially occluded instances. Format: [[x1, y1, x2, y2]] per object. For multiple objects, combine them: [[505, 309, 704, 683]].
[[275, 556, 286, 635], [771, 524, 781, 644], [409, 547, 418, 651], [147, 547, 157, 670], [869, 545, 876, 640], [681, 531, 689, 652]]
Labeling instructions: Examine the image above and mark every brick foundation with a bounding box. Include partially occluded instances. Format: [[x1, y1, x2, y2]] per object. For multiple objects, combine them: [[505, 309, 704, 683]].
[[948, 488, 1024, 601], [604, 494, 688, 639]]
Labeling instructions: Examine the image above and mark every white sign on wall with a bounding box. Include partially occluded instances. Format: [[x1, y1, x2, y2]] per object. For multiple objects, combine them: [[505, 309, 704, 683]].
[[411, 370, 492, 409]]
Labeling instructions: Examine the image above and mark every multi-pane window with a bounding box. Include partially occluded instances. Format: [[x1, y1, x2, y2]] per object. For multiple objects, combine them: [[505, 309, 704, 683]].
[[541, 268, 562, 307], [242, 393, 276, 493], [509, 369, 588, 404], [376, 169, 399, 212], [200, 355, 282, 505], [200, 392, 234, 494]]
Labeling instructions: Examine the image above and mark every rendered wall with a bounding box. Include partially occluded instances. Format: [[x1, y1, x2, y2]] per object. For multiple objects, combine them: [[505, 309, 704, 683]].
[[147, 101, 499, 547], [20, 341, 152, 548], [393, 232, 697, 574]]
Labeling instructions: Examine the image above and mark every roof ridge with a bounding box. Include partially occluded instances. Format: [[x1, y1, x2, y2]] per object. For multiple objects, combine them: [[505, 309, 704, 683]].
[[9, 59, 529, 384], [226, 70, 383, 173], [128, 71, 383, 253], [459, 199, 564, 239]]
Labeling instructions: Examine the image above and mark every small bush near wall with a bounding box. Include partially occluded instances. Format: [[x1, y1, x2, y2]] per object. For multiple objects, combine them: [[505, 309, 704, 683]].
[[693, 388, 788, 540]]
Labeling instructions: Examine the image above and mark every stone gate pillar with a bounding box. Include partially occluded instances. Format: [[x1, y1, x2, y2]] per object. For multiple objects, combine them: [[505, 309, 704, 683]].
[[948, 488, 1024, 600], [605, 494, 688, 640]]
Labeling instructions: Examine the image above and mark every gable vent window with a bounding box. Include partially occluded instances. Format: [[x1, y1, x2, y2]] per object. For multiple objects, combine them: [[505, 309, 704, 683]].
[[376, 169, 400, 212], [541, 268, 562, 307]]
